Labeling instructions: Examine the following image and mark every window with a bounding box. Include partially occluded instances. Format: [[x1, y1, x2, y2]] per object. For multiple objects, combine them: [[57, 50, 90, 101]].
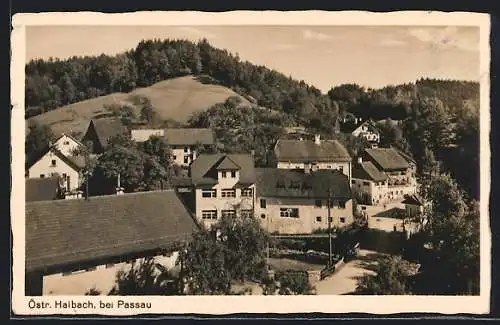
[[240, 210, 253, 218], [221, 171, 227, 178], [362, 206, 366, 210], [327, 165, 332, 169], [290, 181, 301, 189], [184, 147, 189, 153], [340, 217, 346, 223], [51, 159, 56, 167], [280, 208, 299, 218], [63, 140, 70, 145], [184, 156, 189, 164], [260, 199, 267, 209], [328, 217, 333, 223], [241, 188, 253, 197], [221, 210, 236, 218], [202, 210, 218, 220], [173, 155, 177, 160], [40, 174, 45, 178], [338, 166, 344, 173], [261, 214, 266, 219], [221, 189, 236, 198], [202, 189, 217, 198], [351, 180, 356, 184], [62, 173, 67, 179], [363, 181, 370, 186], [315, 200, 322, 208], [231, 171, 237, 178], [316, 216, 322, 222], [338, 201, 346, 209]]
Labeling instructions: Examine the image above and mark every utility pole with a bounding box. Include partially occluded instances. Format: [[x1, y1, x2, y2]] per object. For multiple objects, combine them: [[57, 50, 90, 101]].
[[327, 188, 332, 267]]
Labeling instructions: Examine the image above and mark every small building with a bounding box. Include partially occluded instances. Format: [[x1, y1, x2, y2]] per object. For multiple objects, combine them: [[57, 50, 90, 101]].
[[351, 158, 389, 206], [26, 176, 63, 202], [401, 194, 424, 218], [25, 190, 199, 296], [53, 133, 87, 156], [81, 118, 128, 154], [164, 128, 215, 167], [360, 147, 417, 202], [189, 153, 256, 227], [350, 120, 380, 147], [274, 135, 352, 179], [255, 168, 353, 234], [26, 146, 86, 193]]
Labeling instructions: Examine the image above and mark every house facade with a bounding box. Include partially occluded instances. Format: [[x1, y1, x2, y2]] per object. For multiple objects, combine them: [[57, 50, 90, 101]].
[[351, 158, 390, 206], [274, 135, 353, 179], [255, 168, 353, 234], [27, 147, 86, 192], [351, 120, 380, 147], [25, 190, 198, 296], [189, 154, 256, 228], [357, 148, 417, 203], [164, 128, 215, 167], [53, 133, 86, 156]]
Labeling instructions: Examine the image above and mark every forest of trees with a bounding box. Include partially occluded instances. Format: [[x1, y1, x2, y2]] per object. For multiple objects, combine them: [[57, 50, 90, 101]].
[[25, 38, 480, 199]]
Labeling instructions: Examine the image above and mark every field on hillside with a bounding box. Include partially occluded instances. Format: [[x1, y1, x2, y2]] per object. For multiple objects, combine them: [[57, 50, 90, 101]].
[[27, 75, 249, 137]]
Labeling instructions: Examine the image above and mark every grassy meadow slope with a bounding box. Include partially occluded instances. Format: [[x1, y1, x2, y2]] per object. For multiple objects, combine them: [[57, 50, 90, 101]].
[[27, 75, 249, 137]]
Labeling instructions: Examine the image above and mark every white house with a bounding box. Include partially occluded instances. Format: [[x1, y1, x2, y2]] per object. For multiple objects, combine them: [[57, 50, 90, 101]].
[[274, 135, 352, 179], [189, 154, 256, 228], [53, 133, 87, 157], [255, 168, 353, 234], [27, 146, 86, 193], [25, 190, 198, 296], [351, 158, 390, 206], [351, 120, 380, 147], [131, 128, 215, 168]]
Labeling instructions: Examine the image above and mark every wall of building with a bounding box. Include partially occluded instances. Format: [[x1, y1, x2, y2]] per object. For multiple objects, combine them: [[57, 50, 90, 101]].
[[28, 152, 81, 191], [42, 253, 179, 295], [54, 135, 82, 157], [276, 161, 352, 179], [171, 146, 197, 167], [351, 177, 415, 206], [255, 197, 353, 234], [195, 171, 255, 227]]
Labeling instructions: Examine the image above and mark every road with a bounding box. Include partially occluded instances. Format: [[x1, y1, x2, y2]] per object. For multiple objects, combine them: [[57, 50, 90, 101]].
[[315, 249, 381, 295]]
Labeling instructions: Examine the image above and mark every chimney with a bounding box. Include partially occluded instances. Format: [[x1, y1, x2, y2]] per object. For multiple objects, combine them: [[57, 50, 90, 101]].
[[314, 134, 321, 145], [116, 173, 124, 195]]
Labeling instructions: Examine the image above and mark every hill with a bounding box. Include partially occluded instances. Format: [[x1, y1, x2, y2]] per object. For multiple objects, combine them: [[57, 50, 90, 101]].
[[27, 75, 249, 136]]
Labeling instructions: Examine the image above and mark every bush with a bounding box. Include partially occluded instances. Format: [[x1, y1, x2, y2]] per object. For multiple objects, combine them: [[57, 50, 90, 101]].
[[276, 270, 316, 295]]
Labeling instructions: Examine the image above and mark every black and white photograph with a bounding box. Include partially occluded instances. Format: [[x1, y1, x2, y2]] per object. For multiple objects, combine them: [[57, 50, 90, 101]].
[[11, 11, 490, 315]]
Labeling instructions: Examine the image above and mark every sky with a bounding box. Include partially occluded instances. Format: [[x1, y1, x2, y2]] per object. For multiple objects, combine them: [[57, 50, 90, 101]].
[[25, 25, 480, 93]]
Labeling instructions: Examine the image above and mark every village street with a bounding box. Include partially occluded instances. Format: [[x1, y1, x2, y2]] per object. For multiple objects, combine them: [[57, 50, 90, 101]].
[[315, 249, 380, 295]]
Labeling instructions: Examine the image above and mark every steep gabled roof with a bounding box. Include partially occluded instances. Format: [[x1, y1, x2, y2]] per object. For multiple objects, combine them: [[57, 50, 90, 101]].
[[352, 161, 388, 182], [402, 194, 424, 206], [352, 120, 380, 135], [215, 156, 241, 170], [25, 177, 61, 202], [397, 149, 417, 165], [25, 190, 198, 273], [55, 133, 85, 148], [255, 168, 351, 200], [164, 128, 215, 146], [190, 154, 255, 186], [364, 148, 410, 171], [88, 118, 128, 149], [275, 139, 352, 163], [27, 146, 86, 171]]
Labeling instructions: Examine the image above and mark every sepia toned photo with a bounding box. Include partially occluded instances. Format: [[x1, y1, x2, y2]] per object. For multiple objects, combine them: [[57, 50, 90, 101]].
[[11, 11, 490, 315]]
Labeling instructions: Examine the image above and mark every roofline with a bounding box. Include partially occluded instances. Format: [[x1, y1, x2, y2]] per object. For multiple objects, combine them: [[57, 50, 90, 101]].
[[57, 133, 85, 147]]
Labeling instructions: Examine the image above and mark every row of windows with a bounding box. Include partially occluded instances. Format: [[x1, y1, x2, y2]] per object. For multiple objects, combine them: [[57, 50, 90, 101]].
[[315, 216, 346, 223], [314, 199, 346, 209], [221, 171, 237, 178], [201, 209, 253, 219], [202, 188, 253, 198], [172, 155, 191, 164]]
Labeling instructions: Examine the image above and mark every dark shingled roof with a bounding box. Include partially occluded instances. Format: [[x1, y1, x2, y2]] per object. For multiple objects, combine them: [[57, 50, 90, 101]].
[[26, 190, 198, 273], [275, 139, 352, 163], [352, 161, 388, 182], [364, 148, 410, 171], [397, 150, 417, 165], [402, 194, 424, 206], [26, 177, 61, 202], [255, 168, 351, 200], [164, 128, 215, 146], [190, 154, 255, 186], [91, 118, 128, 149]]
